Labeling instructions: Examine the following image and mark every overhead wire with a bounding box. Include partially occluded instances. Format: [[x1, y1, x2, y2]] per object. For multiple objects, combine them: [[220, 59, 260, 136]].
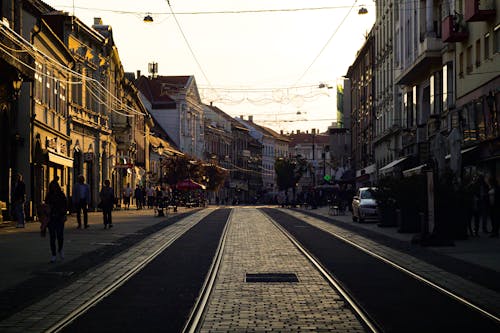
[[292, 0, 358, 87], [166, 0, 217, 97], [0, 21, 146, 117], [46, 4, 372, 16]]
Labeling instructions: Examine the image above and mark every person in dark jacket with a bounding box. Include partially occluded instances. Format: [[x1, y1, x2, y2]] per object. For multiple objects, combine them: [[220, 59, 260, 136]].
[[99, 179, 115, 229], [45, 180, 67, 263], [72, 175, 90, 229], [487, 175, 499, 238], [12, 173, 26, 228]]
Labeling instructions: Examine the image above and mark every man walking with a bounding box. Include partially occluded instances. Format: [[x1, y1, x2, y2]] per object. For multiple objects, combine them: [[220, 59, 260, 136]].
[[123, 183, 132, 210], [12, 173, 26, 228], [72, 175, 90, 229], [99, 179, 115, 229]]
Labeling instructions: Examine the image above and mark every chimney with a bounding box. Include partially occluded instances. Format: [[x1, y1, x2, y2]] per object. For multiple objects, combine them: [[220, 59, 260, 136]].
[[210, 101, 213, 106], [136, 70, 141, 79], [94, 17, 103, 25], [312, 128, 316, 135], [248, 115, 253, 123], [296, 130, 300, 134], [240, 115, 244, 120], [280, 130, 283, 135]]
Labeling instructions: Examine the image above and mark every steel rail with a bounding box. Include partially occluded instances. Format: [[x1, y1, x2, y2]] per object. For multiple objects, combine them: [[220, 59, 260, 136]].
[[182, 209, 233, 333], [287, 210, 500, 324], [45, 216, 206, 333], [262, 211, 381, 333]]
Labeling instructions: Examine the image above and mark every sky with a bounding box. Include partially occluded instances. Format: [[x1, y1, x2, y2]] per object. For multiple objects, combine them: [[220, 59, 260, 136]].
[[43, 0, 375, 134]]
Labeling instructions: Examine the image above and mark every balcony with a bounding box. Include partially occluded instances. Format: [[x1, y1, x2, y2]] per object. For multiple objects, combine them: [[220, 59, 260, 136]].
[[442, 15, 469, 43], [396, 35, 442, 86], [465, 0, 496, 22]]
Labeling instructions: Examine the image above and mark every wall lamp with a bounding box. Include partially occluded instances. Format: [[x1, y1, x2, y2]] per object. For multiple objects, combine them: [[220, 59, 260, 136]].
[[143, 14, 153, 23]]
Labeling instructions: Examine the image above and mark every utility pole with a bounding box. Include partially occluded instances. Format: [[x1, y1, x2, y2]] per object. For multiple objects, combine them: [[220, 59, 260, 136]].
[[312, 128, 316, 187]]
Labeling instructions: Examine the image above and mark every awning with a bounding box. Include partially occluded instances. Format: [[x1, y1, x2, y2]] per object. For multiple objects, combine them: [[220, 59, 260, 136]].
[[48, 151, 73, 167], [379, 156, 408, 174], [403, 164, 427, 178]]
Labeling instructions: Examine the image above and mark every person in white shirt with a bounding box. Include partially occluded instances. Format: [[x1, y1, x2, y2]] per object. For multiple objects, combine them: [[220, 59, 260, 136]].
[[146, 186, 155, 209], [72, 175, 90, 229], [122, 183, 132, 210]]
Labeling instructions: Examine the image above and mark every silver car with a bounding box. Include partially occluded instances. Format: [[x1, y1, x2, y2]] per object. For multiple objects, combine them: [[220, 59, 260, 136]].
[[352, 187, 379, 222]]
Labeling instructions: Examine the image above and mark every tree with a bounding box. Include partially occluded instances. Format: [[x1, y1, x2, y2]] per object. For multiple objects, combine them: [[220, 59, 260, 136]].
[[204, 164, 228, 191], [274, 155, 308, 205]]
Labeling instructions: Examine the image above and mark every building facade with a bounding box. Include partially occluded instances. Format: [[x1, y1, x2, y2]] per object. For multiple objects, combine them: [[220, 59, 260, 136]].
[[346, 30, 376, 187]]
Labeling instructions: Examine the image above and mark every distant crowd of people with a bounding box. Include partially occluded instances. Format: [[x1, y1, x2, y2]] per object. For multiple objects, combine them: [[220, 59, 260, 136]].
[[7, 169, 499, 264]]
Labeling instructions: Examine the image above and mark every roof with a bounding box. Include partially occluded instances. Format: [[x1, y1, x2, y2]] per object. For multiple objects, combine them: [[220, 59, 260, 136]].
[[135, 76, 193, 109], [286, 133, 329, 148], [149, 136, 183, 156], [258, 125, 290, 142]]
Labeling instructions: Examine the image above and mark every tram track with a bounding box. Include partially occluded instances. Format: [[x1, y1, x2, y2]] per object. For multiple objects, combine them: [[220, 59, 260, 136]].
[[262, 208, 500, 333], [182, 209, 232, 333], [262, 210, 380, 333], [47, 221, 193, 333], [57, 208, 231, 333]]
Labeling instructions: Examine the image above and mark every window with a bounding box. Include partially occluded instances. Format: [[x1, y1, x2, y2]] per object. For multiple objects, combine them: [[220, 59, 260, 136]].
[[475, 39, 481, 67], [484, 33, 490, 60], [442, 62, 454, 110], [35, 62, 43, 102], [430, 71, 442, 115], [466, 46, 473, 73], [459, 52, 464, 77], [495, 24, 500, 54]]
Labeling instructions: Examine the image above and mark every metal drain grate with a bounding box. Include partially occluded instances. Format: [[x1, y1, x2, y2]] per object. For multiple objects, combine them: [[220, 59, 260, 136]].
[[245, 273, 298, 283]]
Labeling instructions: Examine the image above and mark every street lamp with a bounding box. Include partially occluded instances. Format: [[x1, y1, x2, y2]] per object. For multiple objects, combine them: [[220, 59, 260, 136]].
[[358, 6, 368, 15], [157, 143, 165, 216], [157, 143, 164, 186]]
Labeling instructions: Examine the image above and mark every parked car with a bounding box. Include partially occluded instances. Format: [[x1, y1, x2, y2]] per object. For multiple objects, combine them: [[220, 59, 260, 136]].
[[352, 187, 379, 222]]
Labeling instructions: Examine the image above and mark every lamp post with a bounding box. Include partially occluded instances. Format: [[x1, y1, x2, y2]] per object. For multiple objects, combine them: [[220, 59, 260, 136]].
[[312, 128, 316, 187], [157, 143, 164, 187], [157, 143, 165, 216]]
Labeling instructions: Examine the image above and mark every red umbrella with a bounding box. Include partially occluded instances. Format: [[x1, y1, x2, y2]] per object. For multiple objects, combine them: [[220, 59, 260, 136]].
[[176, 179, 206, 190]]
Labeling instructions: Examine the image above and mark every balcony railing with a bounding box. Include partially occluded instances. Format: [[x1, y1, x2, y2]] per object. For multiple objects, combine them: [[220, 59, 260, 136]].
[[442, 15, 469, 43], [465, 0, 496, 22]]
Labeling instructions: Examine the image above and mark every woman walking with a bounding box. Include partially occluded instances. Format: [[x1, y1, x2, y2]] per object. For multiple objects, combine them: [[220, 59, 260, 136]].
[[45, 180, 67, 263], [100, 179, 115, 229]]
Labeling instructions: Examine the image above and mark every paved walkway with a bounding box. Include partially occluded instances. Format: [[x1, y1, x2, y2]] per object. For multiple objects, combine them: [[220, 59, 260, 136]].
[[200, 208, 366, 333], [0, 207, 211, 332], [296, 206, 500, 273], [0, 205, 498, 331], [0, 207, 192, 293]]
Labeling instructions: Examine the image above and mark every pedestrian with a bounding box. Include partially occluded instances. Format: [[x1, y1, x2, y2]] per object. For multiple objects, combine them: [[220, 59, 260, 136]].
[[478, 175, 490, 234], [134, 185, 143, 210], [45, 180, 67, 263], [72, 175, 90, 229], [141, 185, 147, 208], [487, 175, 499, 238], [468, 175, 481, 236], [99, 179, 115, 229], [122, 183, 132, 210], [147, 186, 155, 209], [12, 173, 26, 228]]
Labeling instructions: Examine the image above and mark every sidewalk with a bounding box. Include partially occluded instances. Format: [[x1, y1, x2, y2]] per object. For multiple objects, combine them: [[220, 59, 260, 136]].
[[0, 206, 194, 293], [295, 206, 500, 274]]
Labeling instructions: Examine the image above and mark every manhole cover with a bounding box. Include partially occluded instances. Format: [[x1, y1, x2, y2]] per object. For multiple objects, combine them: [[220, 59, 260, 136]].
[[245, 273, 298, 283]]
